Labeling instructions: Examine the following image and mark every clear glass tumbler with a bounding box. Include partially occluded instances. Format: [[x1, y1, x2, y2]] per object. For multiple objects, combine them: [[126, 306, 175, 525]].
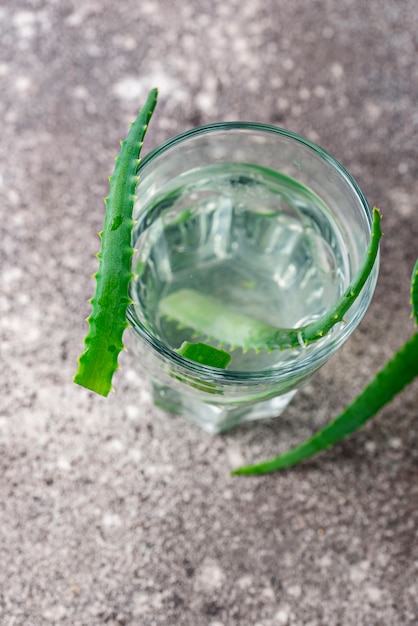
[[126, 124, 379, 434]]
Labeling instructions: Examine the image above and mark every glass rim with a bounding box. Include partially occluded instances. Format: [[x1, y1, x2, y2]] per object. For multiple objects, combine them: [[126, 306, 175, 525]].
[[129, 122, 378, 382]]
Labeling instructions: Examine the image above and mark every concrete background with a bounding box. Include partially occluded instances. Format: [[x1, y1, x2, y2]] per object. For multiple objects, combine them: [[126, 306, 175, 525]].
[[1, 0, 417, 624]]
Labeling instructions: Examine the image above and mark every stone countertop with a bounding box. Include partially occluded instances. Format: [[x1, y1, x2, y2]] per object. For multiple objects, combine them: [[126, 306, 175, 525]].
[[1, 1, 417, 624]]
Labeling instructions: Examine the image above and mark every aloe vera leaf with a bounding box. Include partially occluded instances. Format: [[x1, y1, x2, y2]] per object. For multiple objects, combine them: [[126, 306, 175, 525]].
[[232, 258, 418, 476], [74, 88, 158, 396], [159, 208, 381, 353], [302, 207, 381, 344], [177, 341, 232, 368], [232, 333, 418, 475]]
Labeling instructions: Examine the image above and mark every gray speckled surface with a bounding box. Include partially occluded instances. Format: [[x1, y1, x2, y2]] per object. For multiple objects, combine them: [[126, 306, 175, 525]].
[[1, 1, 418, 625]]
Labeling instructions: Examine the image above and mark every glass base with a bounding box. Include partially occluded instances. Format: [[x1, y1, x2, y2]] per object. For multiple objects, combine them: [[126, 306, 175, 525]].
[[152, 382, 297, 434]]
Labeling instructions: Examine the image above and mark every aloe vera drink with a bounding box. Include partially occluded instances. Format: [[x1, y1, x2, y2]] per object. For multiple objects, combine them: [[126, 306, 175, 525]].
[[125, 124, 377, 433]]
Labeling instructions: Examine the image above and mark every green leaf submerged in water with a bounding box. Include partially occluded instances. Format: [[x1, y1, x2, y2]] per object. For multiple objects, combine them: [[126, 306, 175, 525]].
[[176, 341, 232, 369]]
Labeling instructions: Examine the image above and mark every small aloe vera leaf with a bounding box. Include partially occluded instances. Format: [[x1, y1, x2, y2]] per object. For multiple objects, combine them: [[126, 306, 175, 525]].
[[232, 257, 418, 476], [159, 208, 381, 353], [177, 341, 232, 369], [74, 88, 158, 396]]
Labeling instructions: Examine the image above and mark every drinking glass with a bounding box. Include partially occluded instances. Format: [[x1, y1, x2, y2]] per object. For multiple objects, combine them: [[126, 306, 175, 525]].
[[125, 124, 379, 434]]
